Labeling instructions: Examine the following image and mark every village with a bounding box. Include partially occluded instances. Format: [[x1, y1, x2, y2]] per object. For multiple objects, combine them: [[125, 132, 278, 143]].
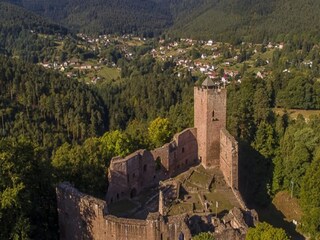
[[36, 32, 293, 86]]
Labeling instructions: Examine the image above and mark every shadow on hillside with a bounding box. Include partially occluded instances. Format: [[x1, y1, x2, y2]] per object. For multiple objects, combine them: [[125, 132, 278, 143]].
[[256, 203, 305, 240], [237, 141, 305, 240]]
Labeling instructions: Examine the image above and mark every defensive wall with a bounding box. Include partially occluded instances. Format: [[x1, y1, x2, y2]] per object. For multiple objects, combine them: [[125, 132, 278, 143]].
[[220, 128, 238, 190], [57, 182, 192, 240]]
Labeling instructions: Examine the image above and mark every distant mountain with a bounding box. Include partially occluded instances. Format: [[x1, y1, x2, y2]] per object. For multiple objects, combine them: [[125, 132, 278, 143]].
[[0, 1, 67, 34], [3, 0, 320, 41], [169, 0, 320, 42], [2, 0, 172, 36]]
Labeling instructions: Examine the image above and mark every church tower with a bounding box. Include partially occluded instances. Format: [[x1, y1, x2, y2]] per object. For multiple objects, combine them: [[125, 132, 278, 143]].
[[194, 78, 227, 168]]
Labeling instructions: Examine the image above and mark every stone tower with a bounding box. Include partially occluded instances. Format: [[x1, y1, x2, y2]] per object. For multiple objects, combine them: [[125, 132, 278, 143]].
[[194, 78, 227, 168]]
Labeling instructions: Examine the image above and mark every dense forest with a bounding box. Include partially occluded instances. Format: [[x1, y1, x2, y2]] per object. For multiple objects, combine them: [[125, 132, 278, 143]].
[[0, 56, 108, 148], [2, 0, 172, 36], [0, 2, 71, 63], [169, 0, 320, 42], [96, 53, 195, 131], [4, 0, 320, 42]]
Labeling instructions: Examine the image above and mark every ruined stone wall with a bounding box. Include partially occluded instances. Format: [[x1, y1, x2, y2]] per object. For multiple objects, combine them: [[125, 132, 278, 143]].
[[172, 128, 198, 173], [107, 128, 198, 204], [104, 215, 148, 240], [57, 183, 192, 240], [220, 128, 238, 189], [194, 87, 226, 168], [106, 150, 157, 204], [57, 182, 108, 240], [151, 143, 171, 172], [104, 214, 192, 240], [151, 128, 198, 176], [164, 215, 192, 240]]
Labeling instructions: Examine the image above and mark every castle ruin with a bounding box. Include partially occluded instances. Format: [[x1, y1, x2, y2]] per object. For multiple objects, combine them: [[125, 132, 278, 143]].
[[57, 78, 254, 240]]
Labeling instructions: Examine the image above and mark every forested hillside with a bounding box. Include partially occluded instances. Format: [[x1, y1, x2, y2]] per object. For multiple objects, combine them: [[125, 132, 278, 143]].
[[3, 0, 172, 36], [0, 55, 109, 239], [4, 0, 320, 41], [169, 0, 320, 42], [0, 56, 108, 149], [96, 52, 195, 131], [0, 2, 69, 62]]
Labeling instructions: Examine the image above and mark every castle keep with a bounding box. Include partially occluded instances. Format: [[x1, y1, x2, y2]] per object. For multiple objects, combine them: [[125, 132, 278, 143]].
[[57, 79, 249, 240], [194, 78, 227, 168], [194, 78, 238, 189]]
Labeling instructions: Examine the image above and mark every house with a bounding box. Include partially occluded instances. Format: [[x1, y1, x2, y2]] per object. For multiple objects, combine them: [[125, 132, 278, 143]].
[[80, 65, 92, 70], [257, 71, 264, 79], [69, 58, 80, 66]]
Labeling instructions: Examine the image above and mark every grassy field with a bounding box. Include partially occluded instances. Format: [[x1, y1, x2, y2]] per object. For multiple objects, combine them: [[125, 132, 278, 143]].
[[204, 192, 233, 214], [188, 171, 211, 188], [98, 67, 120, 80], [123, 38, 144, 46], [273, 107, 320, 120], [273, 191, 302, 222], [168, 202, 193, 216], [257, 191, 304, 240], [259, 49, 275, 60], [83, 66, 120, 83]]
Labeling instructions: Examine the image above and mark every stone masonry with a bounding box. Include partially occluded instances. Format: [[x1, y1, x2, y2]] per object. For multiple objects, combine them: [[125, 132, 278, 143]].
[[220, 128, 238, 189], [106, 128, 198, 204], [57, 78, 243, 239], [194, 79, 227, 168], [57, 183, 192, 240]]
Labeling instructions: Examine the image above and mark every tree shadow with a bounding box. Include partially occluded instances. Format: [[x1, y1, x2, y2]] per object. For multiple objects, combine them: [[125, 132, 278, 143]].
[[237, 141, 305, 239], [238, 141, 272, 207], [256, 203, 305, 240]]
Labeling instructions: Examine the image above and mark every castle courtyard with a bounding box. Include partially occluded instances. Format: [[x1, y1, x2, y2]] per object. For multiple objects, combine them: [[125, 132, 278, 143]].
[[108, 165, 240, 220]]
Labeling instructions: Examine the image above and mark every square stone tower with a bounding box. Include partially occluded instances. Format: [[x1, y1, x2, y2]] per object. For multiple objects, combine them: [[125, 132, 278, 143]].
[[194, 78, 227, 168]]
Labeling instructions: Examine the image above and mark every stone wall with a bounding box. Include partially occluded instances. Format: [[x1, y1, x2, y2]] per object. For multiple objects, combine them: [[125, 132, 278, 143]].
[[104, 213, 192, 240], [57, 183, 192, 240], [57, 182, 108, 240], [194, 87, 226, 168], [106, 150, 157, 204], [152, 128, 198, 176], [104, 215, 148, 239], [220, 128, 238, 189], [107, 128, 198, 204]]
